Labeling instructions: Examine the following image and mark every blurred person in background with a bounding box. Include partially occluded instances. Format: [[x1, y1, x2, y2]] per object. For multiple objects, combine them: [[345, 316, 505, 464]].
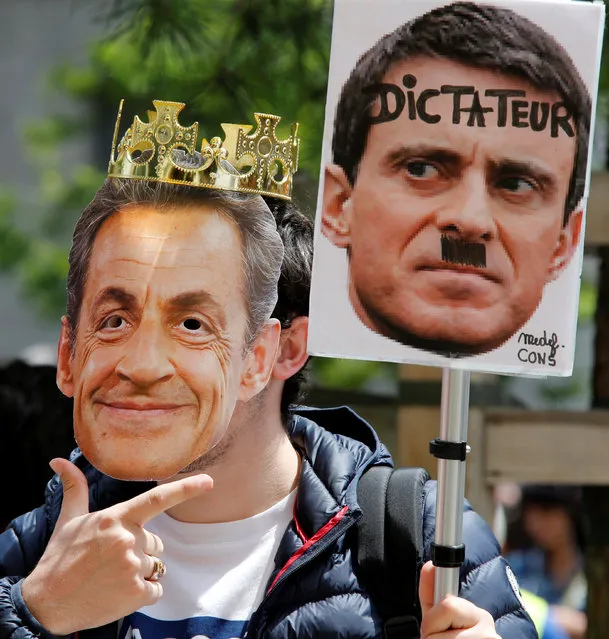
[[505, 485, 587, 639], [519, 591, 569, 639]]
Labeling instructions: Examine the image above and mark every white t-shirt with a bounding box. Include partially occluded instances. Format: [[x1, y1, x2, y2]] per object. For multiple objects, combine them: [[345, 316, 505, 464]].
[[117, 490, 296, 639]]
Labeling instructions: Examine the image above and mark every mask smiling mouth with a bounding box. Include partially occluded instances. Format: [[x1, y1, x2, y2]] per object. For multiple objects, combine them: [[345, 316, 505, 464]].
[[441, 235, 487, 268], [95, 398, 188, 412], [102, 401, 184, 411]]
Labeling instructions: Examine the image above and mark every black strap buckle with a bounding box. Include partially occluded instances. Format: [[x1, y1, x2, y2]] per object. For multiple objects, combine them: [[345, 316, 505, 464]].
[[429, 438, 469, 461], [431, 542, 466, 568]]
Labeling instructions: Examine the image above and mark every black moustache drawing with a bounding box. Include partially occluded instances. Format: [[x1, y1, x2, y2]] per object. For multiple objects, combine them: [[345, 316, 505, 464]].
[[441, 235, 487, 268]]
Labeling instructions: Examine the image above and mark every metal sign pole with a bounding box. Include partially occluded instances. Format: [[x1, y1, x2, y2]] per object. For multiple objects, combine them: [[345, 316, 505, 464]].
[[432, 367, 471, 603]]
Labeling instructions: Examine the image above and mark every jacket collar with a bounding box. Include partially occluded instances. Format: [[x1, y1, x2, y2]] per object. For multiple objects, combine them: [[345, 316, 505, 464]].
[[289, 406, 391, 538], [48, 406, 390, 532]]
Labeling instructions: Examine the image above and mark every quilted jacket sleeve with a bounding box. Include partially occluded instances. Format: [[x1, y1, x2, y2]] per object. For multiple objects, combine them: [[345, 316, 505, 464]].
[[0, 508, 56, 639], [422, 481, 538, 639]]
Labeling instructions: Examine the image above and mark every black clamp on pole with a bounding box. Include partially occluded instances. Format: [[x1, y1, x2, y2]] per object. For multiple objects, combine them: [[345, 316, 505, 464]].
[[431, 542, 466, 568], [429, 438, 469, 462]]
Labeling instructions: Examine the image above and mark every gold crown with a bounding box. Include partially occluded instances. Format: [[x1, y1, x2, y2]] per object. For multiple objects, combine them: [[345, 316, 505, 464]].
[[108, 100, 300, 201]]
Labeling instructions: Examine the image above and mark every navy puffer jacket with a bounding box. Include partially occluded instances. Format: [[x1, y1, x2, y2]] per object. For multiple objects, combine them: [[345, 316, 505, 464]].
[[0, 406, 536, 638]]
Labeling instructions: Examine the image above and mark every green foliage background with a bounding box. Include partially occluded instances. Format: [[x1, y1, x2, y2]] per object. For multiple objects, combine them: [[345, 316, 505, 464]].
[[2, 0, 332, 314], [1, 0, 607, 391]]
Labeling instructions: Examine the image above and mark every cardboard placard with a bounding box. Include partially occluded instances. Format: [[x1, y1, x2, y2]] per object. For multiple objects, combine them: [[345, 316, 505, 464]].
[[309, 0, 605, 376]]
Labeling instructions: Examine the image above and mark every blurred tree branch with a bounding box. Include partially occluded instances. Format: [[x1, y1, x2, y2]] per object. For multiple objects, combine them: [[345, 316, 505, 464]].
[[0, 0, 333, 322]]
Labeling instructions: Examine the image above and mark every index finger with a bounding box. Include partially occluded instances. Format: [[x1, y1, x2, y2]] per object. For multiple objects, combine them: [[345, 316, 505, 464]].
[[118, 474, 214, 525], [418, 561, 436, 617]]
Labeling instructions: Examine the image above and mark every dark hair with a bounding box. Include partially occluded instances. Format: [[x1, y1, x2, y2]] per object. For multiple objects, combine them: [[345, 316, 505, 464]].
[[332, 1, 591, 224], [520, 484, 585, 551], [66, 179, 283, 348], [263, 197, 314, 418]]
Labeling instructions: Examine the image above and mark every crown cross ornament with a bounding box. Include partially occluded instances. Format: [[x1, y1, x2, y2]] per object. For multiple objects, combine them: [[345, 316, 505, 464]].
[[235, 114, 297, 192], [108, 99, 300, 200]]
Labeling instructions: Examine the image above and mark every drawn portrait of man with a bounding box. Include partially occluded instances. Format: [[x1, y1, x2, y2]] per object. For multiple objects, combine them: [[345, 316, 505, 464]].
[[318, 1, 593, 361]]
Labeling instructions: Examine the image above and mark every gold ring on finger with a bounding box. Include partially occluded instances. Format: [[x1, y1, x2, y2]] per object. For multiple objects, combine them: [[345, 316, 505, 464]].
[[148, 557, 166, 581]]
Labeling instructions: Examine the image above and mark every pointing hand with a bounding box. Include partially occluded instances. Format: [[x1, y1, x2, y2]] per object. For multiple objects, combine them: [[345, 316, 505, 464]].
[[21, 458, 213, 635]]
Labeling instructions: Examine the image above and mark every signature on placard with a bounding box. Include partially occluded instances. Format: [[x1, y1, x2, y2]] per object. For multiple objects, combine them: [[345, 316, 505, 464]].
[[517, 330, 564, 367]]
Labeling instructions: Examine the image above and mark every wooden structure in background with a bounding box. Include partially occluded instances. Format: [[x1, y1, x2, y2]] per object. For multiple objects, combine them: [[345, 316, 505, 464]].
[[587, 172, 609, 246], [396, 368, 609, 524]]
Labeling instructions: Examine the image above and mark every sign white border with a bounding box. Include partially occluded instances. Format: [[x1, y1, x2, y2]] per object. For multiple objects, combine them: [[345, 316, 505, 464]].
[[308, 0, 605, 376]]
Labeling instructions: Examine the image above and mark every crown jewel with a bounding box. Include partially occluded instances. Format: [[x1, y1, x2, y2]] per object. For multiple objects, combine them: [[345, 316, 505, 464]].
[[108, 100, 300, 200]]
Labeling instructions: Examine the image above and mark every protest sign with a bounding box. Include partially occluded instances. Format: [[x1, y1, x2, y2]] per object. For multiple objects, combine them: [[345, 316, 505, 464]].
[[309, 0, 605, 376]]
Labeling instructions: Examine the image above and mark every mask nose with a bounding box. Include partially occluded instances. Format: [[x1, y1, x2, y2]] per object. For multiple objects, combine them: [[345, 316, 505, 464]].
[[435, 174, 497, 242], [115, 319, 174, 387]]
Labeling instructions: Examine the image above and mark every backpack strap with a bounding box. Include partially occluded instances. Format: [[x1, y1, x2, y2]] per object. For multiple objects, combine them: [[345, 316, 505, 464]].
[[357, 465, 430, 639]]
